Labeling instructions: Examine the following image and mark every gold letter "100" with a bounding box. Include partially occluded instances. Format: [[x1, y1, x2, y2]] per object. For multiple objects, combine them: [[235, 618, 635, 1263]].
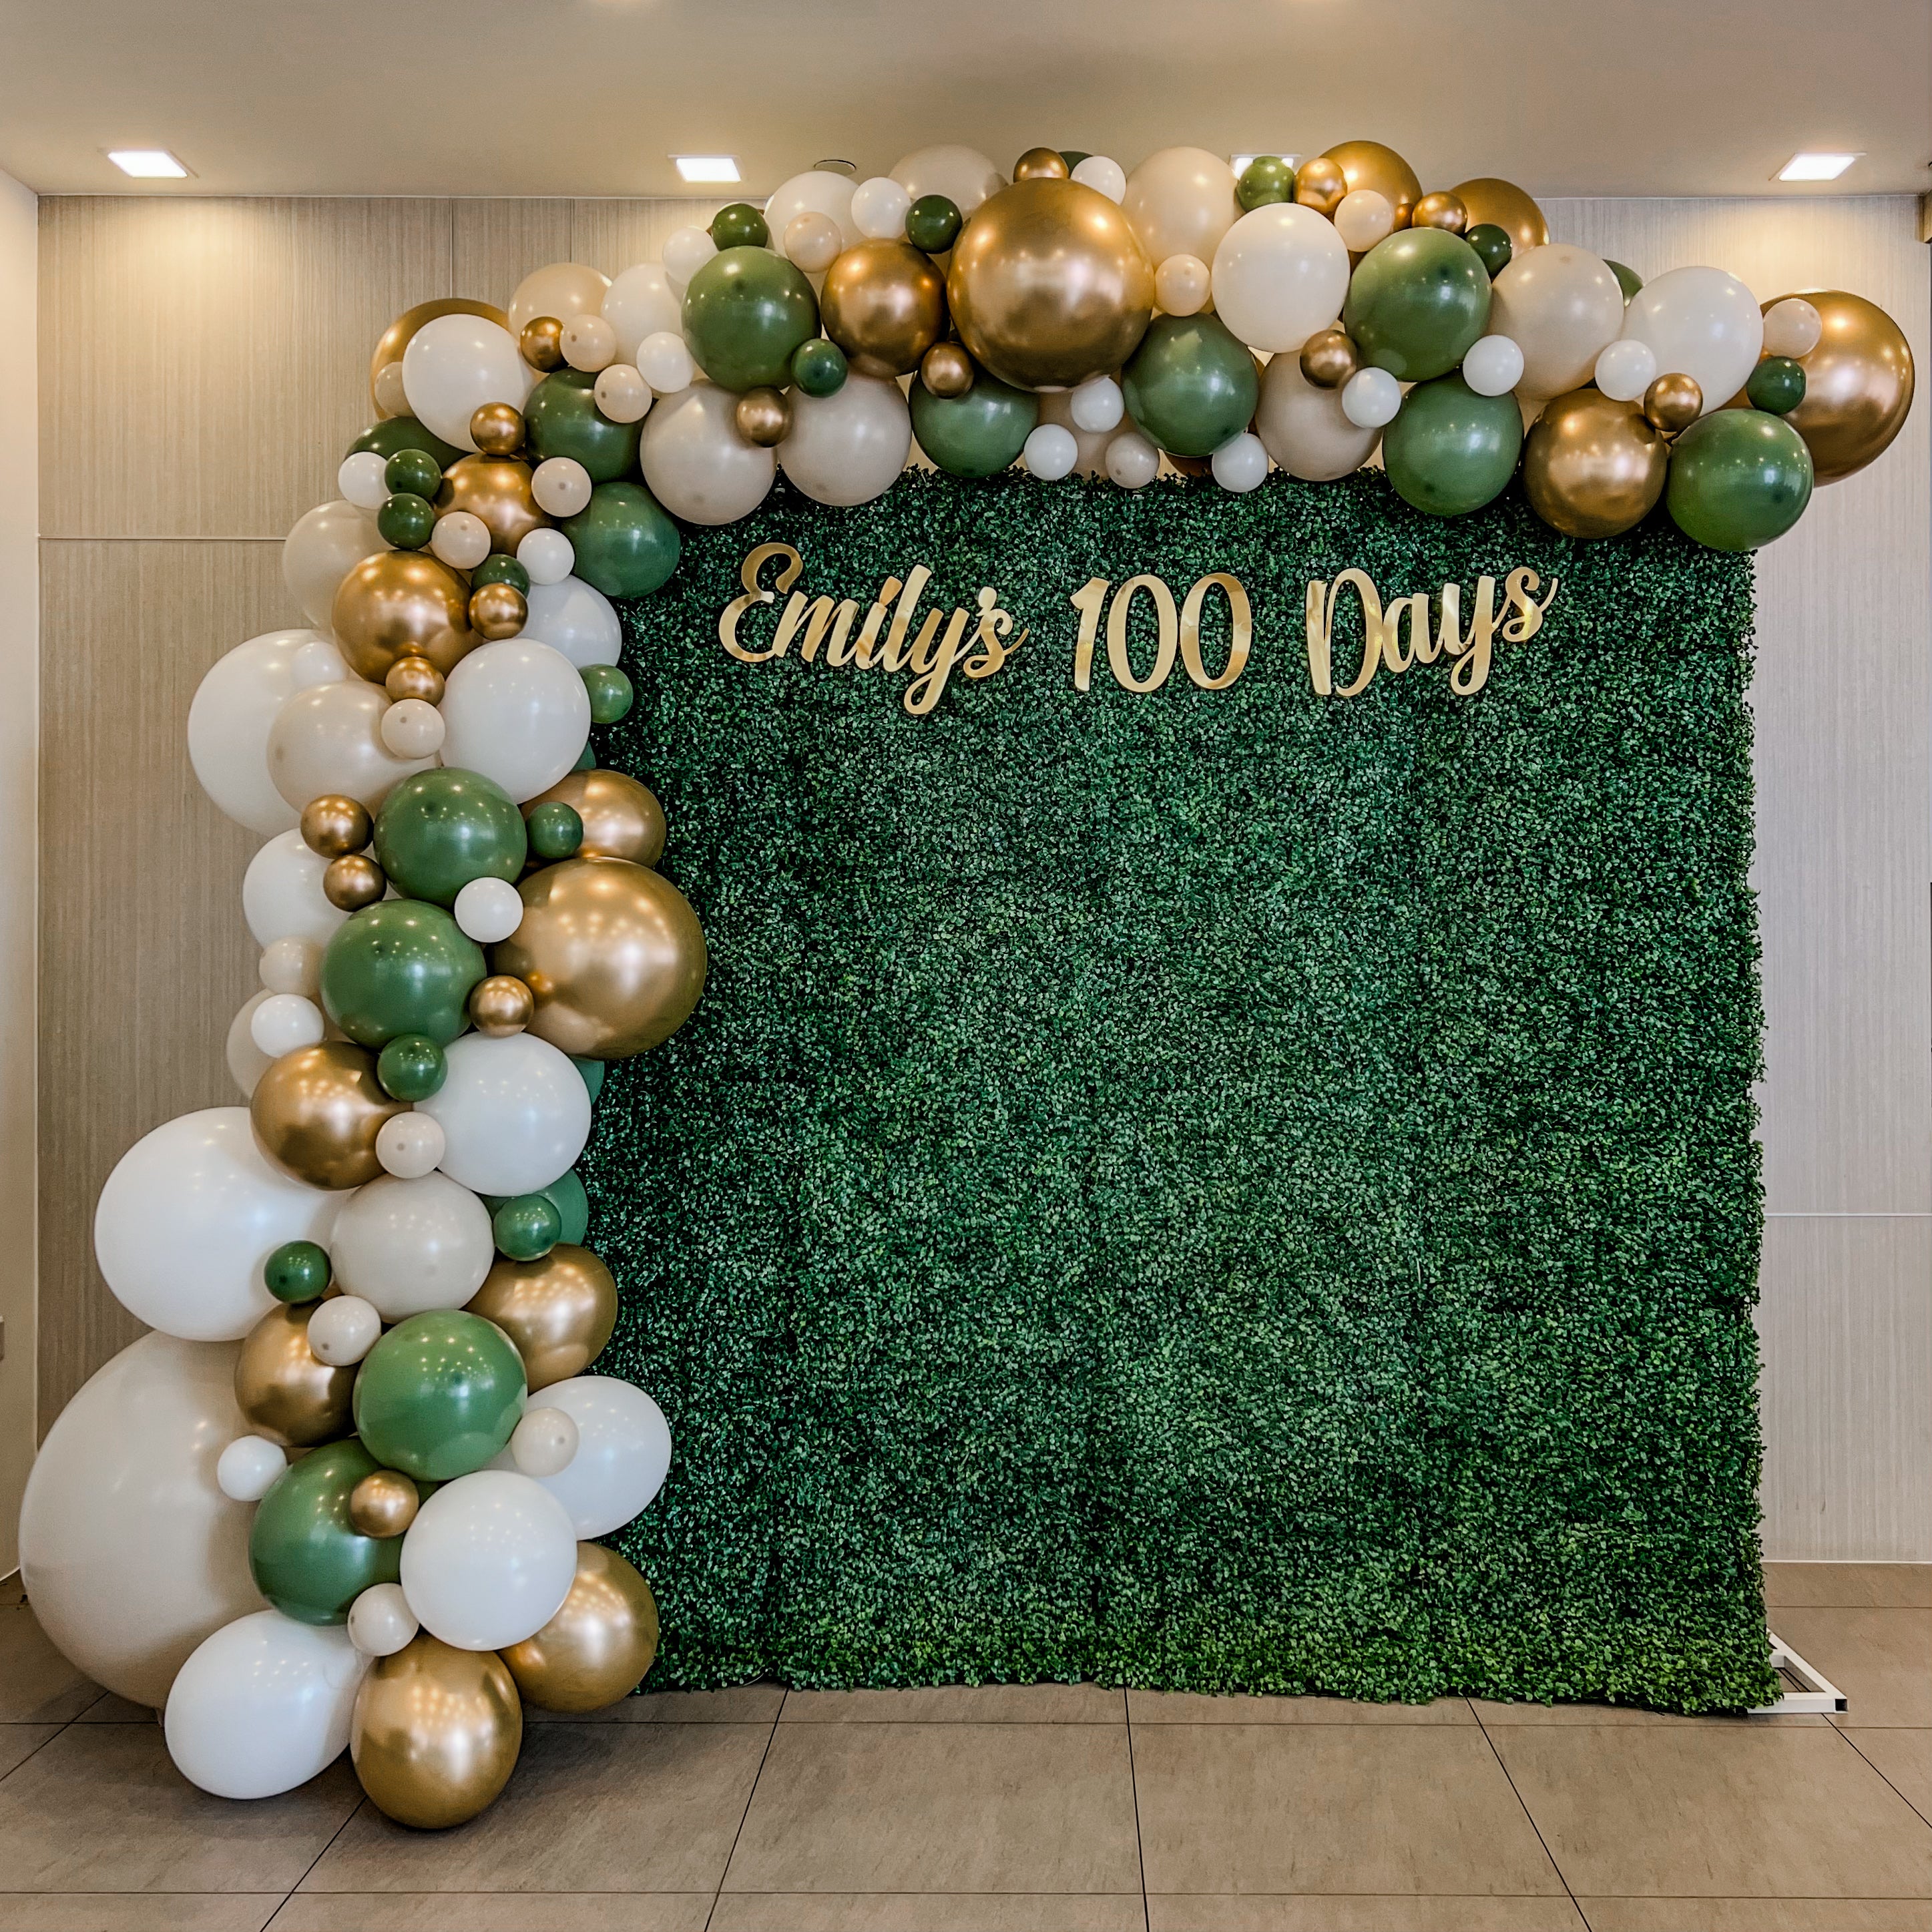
[[1069, 574, 1254, 694]]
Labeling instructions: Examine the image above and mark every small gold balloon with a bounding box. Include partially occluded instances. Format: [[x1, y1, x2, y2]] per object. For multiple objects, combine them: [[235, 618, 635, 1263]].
[[470, 402, 526, 456], [1321, 141, 1421, 230], [1298, 327, 1361, 390], [820, 240, 949, 379], [1771, 288, 1915, 484], [493, 857, 706, 1060], [523, 770, 666, 868], [469, 581, 529, 642], [384, 656, 445, 706], [519, 316, 566, 373], [469, 973, 535, 1037], [437, 455, 549, 554], [1450, 178, 1549, 257], [1292, 156, 1347, 216], [332, 550, 477, 682], [465, 1244, 618, 1391], [920, 341, 975, 399], [1644, 372, 1704, 435], [300, 794, 372, 859], [1013, 146, 1070, 182], [1411, 191, 1468, 235], [324, 853, 387, 912], [371, 298, 507, 417], [234, 1302, 356, 1448], [250, 1041, 405, 1190], [734, 387, 792, 448], [1523, 387, 1670, 539], [348, 1469, 421, 1539], [502, 1544, 659, 1712], [350, 1634, 523, 1831]]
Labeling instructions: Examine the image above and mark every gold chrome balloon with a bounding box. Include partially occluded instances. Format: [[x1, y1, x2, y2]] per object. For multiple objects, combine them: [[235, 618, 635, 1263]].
[[234, 1302, 356, 1448], [1322, 142, 1421, 230], [493, 857, 706, 1060], [1449, 178, 1549, 256], [466, 1244, 618, 1391], [1013, 146, 1070, 182], [1411, 191, 1468, 235], [470, 402, 526, 456], [1292, 157, 1347, 216], [350, 1634, 523, 1830], [1643, 372, 1704, 436], [385, 656, 445, 706], [371, 298, 507, 417], [1298, 327, 1361, 390], [324, 853, 387, 912], [1523, 387, 1669, 539], [501, 1544, 659, 1712], [300, 794, 372, 859], [469, 581, 529, 642], [1771, 289, 1915, 483], [468, 973, 535, 1037], [948, 180, 1154, 391], [348, 1469, 421, 1539], [523, 770, 666, 868], [820, 240, 949, 379], [436, 455, 549, 554], [919, 342, 975, 398], [734, 387, 792, 448], [332, 551, 477, 683], [250, 1041, 405, 1190], [519, 316, 566, 373]]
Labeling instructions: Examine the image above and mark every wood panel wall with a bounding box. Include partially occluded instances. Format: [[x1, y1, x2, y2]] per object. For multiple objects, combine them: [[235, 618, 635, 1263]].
[[37, 194, 1932, 1558]]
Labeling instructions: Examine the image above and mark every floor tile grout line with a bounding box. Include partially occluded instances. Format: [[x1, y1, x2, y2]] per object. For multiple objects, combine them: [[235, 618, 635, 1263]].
[[1472, 1700, 1589, 1929], [702, 1696, 786, 1932], [1123, 1694, 1150, 1932], [1835, 1724, 1932, 1833], [262, 1788, 373, 1929]]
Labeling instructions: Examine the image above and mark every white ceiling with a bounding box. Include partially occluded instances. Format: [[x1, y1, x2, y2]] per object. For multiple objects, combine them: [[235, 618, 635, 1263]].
[[3, 0, 1927, 202]]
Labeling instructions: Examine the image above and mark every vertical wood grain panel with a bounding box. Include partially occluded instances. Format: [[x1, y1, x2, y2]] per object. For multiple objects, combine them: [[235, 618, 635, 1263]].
[[453, 199, 573, 308], [571, 197, 724, 277]]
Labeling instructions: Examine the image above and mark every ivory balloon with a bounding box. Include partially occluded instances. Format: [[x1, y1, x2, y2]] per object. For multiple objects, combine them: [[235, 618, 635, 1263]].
[[639, 383, 776, 525], [234, 1300, 357, 1446], [519, 575, 623, 669], [400, 1469, 578, 1650], [466, 1244, 619, 1391], [1762, 296, 1825, 360], [507, 262, 612, 337], [766, 169, 861, 258], [268, 680, 433, 815], [1321, 141, 1422, 230], [328, 1172, 495, 1320], [401, 314, 535, 454], [330, 550, 477, 682], [1122, 147, 1240, 272], [1488, 244, 1627, 398], [782, 212, 842, 274], [1619, 266, 1764, 419], [1255, 350, 1381, 480], [493, 1375, 672, 1538], [228, 993, 276, 1100], [1071, 155, 1128, 204], [283, 500, 387, 632], [517, 527, 577, 587], [1449, 178, 1549, 257], [251, 1041, 405, 1191], [439, 639, 592, 803], [889, 145, 1005, 220], [1210, 204, 1351, 354], [778, 374, 913, 506], [350, 1634, 522, 1829], [1774, 289, 1915, 483], [1036, 391, 1113, 478], [416, 1032, 592, 1197], [370, 298, 506, 416], [20, 1332, 266, 1706], [244, 829, 346, 950], [347, 1582, 418, 1657], [189, 630, 332, 836], [1523, 387, 1670, 539], [501, 1543, 659, 1712], [1153, 254, 1210, 318], [525, 768, 666, 867]]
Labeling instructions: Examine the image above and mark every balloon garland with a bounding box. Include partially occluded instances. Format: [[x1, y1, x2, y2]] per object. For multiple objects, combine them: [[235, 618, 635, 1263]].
[[13, 132, 1917, 1831]]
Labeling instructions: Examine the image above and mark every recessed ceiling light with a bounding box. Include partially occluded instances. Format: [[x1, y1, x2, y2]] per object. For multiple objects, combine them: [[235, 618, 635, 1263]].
[[1231, 154, 1300, 177], [106, 148, 190, 178], [674, 156, 740, 184], [1776, 152, 1860, 182]]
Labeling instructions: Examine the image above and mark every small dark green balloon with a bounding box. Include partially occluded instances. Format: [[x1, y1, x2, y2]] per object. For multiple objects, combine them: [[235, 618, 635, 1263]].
[[350, 415, 462, 469], [581, 663, 634, 725], [377, 1033, 447, 1102], [905, 194, 963, 254], [1122, 314, 1259, 459], [560, 481, 681, 598], [493, 1193, 563, 1262], [1058, 151, 1090, 171], [572, 1055, 606, 1102], [1666, 408, 1814, 552], [376, 492, 436, 549], [791, 338, 849, 398], [1746, 356, 1806, 415], [1237, 156, 1296, 210], [1464, 224, 1513, 278], [527, 799, 584, 861], [485, 1169, 590, 1248], [1343, 228, 1492, 383], [1607, 259, 1645, 302], [264, 1240, 331, 1304], [573, 741, 596, 772], [469, 552, 530, 594], [375, 768, 528, 907], [1382, 372, 1524, 517], [353, 1311, 527, 1483], [320, 899, 487, 1047], [249, 1439, 400, 1625], [383, 447, 443, 499], [709, 202, 771, 250], [682, 246, 820, 392], [910, 370, 1039, 477], [524, 369, 642, 483]]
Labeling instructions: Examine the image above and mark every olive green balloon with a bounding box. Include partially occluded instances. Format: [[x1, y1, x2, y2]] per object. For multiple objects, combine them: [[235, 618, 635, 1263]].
[[1666, 409, 1814, 553], [905, 195, 963, 254], [1237, 156, 1295, 210], [560, 481, 680, 598], [353, 1310, 528, 1482], [492, 1194, 563, 1261], [383, 448, 443, 499], [376, 493, 435, 550], [1463, 224, 1512, 278], [525, 799, 583, 861], [375, 768, 527, 907], [1382, 373, 1524, 517], [571, 1055, 606, 1102], [483, 1168, 589, 1248], [319, 900, 487, 1048], [1746, 356, 1806, 415], [377, 1033, 446, 1102], [1607, 259, 1644, 301], [791, 339, 849, 398], [909, 371, 1038, 478], [1343, 228, 1491, 383], [470, 553, 529, 593], [681, 246, 820, 392], [264, 1240, 330, 1304], [248, 1439, 401, 1625], [1122, 314, 1259, 459], [524, 369, 642, 483], [709, 202, 770, 249], [581, 664, 633, 725], [350, 415, 463, 469]]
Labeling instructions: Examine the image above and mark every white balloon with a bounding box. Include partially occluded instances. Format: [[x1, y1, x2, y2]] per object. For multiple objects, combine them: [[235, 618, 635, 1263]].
[[493, 1375, 671, 1538], [1333, 189, 1395, 254], [1763, 296, 1823, 360], [508, 261, 611, 336], [455, 875, 527, 944], [1210, 203, 1351, 354], [95, 1109, 338, 1341], [1255, 350, 1381, 481], [636, 330, 696, 395], [562, 314, 618, 374], [329, 1170, 491, 1318], [517, 528, 577, 589], [375, 1112, 446, 1181], [250, 992, 325, 1057], [593, 364, 652, 425], [778, 374, 911, 506], [268, 678, 433, 814], [401, 1471, 578, 1651], [1023, 424, 1079, 481], [290, 636, 350, 691], [166, 1611, 366, 1800], [1210, 431, 1269, 493], [306, 1294, 381, 1367], [21, 1332, 266, 1706], [1620, 265, 1764, 416], [661, 226, 717, 289], [226, 993, 275, 1100], [602, 262, 684, 363], [1069, 155, 1128, 204], [347, 1584, 419, 1658], [243, 828, 345, 949], [890, 146, 1006, 220], [380, 696, 446, 760], [641, 382, 777, 525], [402, 313, 535, 453], [1036, 391, 1112, 477], [336, 450, 390, 511], [514, 573, 620, 668], [216, 1435, 286, 1503], [419, 1032, 591, 1196], [283, 500, 386, 633], [1106, 430, 1160, 490], [1463, 334, 1528, 399], [1489, 244, 1627, 399], [765, 170, 861, 258], [509, 1406, 579, 1478], [188, 630, 325, 836], [260, 937, 322, 998], [429, 509, 491, 571], [532, 456, 593, 517], [1069, 375, 1125, 434], [440, 639, 591, 802], [1594, 336, 1658, 403], [851, 176, 911, 242], [1343, 367, 1403, 429]]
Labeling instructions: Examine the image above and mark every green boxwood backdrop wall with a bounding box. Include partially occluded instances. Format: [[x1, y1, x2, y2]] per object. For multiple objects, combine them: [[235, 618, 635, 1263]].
[[591, 468, 1776, 1712]]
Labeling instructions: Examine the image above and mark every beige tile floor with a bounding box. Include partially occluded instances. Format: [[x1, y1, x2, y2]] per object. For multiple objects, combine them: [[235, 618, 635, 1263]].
[[0, 1567, 1927, 1932]]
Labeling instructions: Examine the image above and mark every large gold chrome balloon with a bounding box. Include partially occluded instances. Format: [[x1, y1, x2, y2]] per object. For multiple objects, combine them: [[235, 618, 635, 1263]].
[[1523, 388, 1669, 539], [1450, 178, 1549, 256], [820, 241, 949, 379], [947, 179, 1154, 391], [332, 551, 477, 683], [234, 1302, 356, 1447], [435, 455, 549, 553], [250, 1041, 405, 1189], [501, 1543, 659, 1712], [525, 769, 666, 867], [370, 298, 507, 417], [1322, 142, 1422, 230], [493, 857, 706, 1059], [466, 1244, 618, 1391], [1770, 289, 1915, 484], [350, 1634, 523, 1829]]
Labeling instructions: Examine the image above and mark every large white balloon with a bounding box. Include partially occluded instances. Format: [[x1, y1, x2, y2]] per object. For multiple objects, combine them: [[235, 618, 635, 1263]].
[[267, 679, 433, 814], [519, 575, 623, 669], [401, 313, 535, 455], [417, 1033, 591, 1196], [243, 828, 346, 950], [226, 992, 275, 1100], [328, 1172, 495, 1320], [601, 262, 682, 365], [778, 375, 912, 506], [640, 383, 777, 525], [399, 1470, 578, 1651], [1122, 147, 1240, 273], [282, 500, 386, 633], [188, 631, 326, 836], [1210, 204, 1351, 354], [97, 1110, 340, 1339], [20, 1333, 266, 1706], [765, 170, 862, 259], [1487, 244, 1626, 399], [1620, 265, 1764, 417], [165, 1611, 366, 1799], [508, 261, 611, 336], [439, 639, 591, 802], [888, 146, 1005, 220], [1255, 352, 1381, 480], [493, 1375, 672, 1537]]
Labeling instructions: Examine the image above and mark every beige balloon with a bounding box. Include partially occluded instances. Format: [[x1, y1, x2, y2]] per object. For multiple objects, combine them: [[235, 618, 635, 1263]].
[[1036, 391, 1112, 478], [283, 501, 387, 634], [268, 679, 433, 814], [1255, 350, 1381, 481], [508, 262, 612, 337], [1122, 147, 1241, 274], [888, 144, 1007, 220], [639, 383, 777, 526], [1487, 244, 1627, 399]]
